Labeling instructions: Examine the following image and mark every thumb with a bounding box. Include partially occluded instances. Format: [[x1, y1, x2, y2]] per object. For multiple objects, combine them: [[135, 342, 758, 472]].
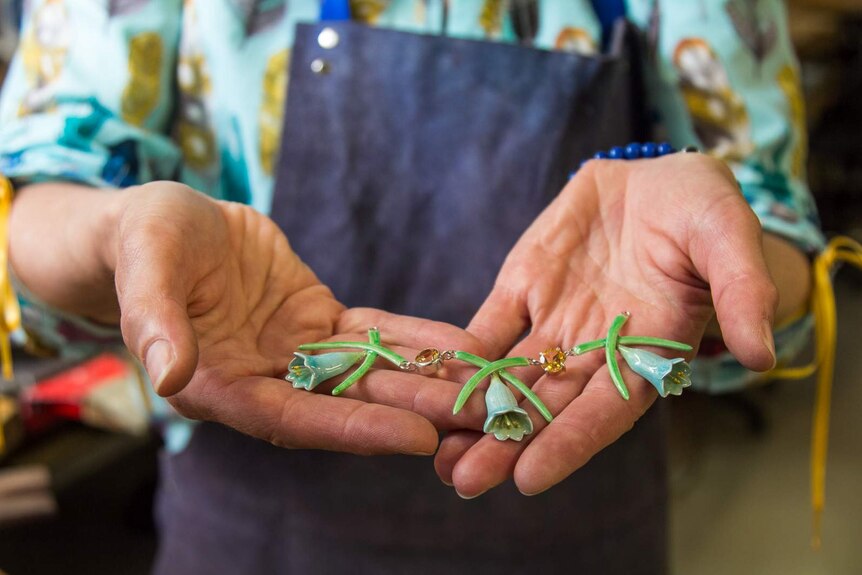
[[467, 284, 529, 359], [692, 202, 778, 372], [116, 243, 199, 397]]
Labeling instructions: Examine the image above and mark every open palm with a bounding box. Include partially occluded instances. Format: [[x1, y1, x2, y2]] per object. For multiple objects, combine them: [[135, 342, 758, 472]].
[[115, 182, 480, 455], [436, 154, 778, 497]]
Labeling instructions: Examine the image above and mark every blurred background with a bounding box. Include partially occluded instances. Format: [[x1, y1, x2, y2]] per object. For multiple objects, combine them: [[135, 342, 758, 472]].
[[1, 1, 861, 574]]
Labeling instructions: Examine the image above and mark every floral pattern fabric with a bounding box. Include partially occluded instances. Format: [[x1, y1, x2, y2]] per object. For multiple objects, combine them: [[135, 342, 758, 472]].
[[0, 0, 825, 393]]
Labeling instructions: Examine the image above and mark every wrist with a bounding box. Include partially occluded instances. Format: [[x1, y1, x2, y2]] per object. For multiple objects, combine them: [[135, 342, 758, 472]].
[[762, 232, 812, 325], [97, 186, 130, 278], [9, 182, 127, 322]]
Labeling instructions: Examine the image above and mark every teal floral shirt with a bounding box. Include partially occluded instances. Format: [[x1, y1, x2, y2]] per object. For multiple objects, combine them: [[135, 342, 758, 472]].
[[0, 0, 824, 393]]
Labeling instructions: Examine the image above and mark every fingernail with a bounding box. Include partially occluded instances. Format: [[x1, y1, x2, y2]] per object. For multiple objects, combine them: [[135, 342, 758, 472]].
[[456, 489, 487, 500], [519, 487, 548, 497], [761, 319, 776, 370], [440, 479, 454, 487], [146, 339, 176, 395]]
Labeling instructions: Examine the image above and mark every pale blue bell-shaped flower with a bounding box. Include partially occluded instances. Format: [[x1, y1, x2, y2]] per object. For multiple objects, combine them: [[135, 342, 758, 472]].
[[618, 345, 692, 398], [483, 375, 534, 441], [285, 352, 364, 390]]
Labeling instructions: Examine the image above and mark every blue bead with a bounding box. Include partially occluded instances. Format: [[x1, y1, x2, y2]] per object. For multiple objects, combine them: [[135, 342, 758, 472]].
[[608, 146, 625, 159], [593, 151, 609, 159], [624, 143, 641, 159], [640, 142, 658, 158], [657, 142, 675, 156]]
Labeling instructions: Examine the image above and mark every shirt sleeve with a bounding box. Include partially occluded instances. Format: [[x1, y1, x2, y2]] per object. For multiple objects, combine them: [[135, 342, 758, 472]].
[[625, 0, 824, 392], [0, 0, 184, 354], [0, 0, 184, 189], [626, 0, 825, 255]]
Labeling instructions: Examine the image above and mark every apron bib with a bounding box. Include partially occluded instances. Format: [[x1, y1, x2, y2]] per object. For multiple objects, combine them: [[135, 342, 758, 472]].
[[273, 21, 646, 324], [155, 19, 669, 575]]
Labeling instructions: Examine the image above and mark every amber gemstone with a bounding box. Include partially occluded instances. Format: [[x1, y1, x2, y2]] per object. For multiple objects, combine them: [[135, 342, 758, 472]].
[[539, 347, 567, 375], [415, 348, 441, 366]]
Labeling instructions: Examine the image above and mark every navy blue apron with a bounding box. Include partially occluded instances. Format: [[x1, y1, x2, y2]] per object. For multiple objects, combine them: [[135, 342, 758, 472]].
[[153, 11, 669, 575]]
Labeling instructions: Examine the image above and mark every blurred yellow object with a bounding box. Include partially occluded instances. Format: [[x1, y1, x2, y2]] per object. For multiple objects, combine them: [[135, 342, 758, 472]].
[[0, 395, 23, 458], [0, 175, 22, 381], [121, 31, 164, 127], [1, 397, 9, 454], [769, 235, 862, 549]]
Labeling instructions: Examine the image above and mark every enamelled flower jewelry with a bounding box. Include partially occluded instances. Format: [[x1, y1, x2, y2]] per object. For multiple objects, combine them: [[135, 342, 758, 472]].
[[287, 142, 699, 442], [285, 313, 693, 442]]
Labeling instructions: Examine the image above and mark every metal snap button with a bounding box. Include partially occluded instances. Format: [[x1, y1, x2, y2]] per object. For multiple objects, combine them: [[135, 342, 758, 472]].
[[310, 58, 330, 74], [318, 27, 339, 49]]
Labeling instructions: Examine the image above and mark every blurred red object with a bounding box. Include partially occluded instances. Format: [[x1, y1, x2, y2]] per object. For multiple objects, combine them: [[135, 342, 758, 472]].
[[20, 353, 148, 435]]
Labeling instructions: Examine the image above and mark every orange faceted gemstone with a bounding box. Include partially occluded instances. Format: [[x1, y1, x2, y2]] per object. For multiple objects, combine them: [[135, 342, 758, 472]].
[[539, 347, 567, 375], [415, 348, 441, 366]]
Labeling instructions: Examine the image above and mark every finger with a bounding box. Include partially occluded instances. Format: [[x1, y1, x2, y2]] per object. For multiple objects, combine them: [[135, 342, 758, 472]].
[[116, 238, 198, 398], [449, 332, 578, 497], [176, 374, 440, 456], [330, 369, 487, 432], [338, 308, 487, 357], [435, 431, 484, 486], [513, 368, 657, 495], [467, 284, 530, 359], [690, 200, 778, 371], [336, 308, 491, 383]]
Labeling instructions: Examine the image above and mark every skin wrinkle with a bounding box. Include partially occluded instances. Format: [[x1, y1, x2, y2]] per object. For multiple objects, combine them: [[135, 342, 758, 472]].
[[185, 203, 330, 360], [691, 192, 759, 270], [229, 203, 279, 312], [97, 191, 125, 278], [713, 269, 777, 322], [637, 247, 712, 319], [639, 228, 709, 292], [166, 367, 217, 422], [410, 379, 441, 427], [182, 360, 244, 419], [185, 262, 231, 324], [332, 401, 369, 452], [122, 206, 210, 288], [278, 387, 367, 451], [453, 437, 521, 489], [269, 388, 309, 449], [250, 283, 320, 360], [282, 288, 341, 337], [527, 214, 611, 326], [230, 206, 261, 307], [639, 177, 752, 320], [546, 414, 605, 468], [623, 195, 705, 303], [194, 341, 273, 378], [121, 291, 187, 354], [577, 249, 652, 321]]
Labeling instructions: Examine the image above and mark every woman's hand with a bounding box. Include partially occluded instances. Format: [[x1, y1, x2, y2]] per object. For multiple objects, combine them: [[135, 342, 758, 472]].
[[10, 181, 484, 455], [435, 153, 801, 497]]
